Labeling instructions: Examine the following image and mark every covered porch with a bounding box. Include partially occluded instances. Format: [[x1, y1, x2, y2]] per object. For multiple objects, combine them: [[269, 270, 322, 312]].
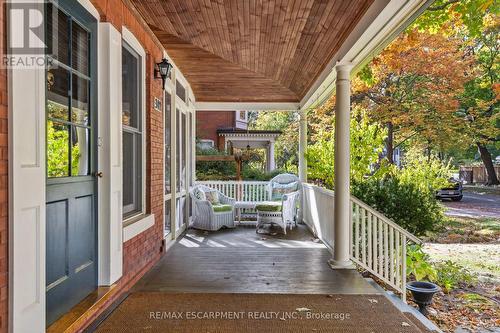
[[5, 0, 441, 331], [96, 0, 432, 331]]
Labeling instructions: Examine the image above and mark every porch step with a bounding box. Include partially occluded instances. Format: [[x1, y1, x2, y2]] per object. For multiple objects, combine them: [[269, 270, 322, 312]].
[[364, 278, 442, 333]]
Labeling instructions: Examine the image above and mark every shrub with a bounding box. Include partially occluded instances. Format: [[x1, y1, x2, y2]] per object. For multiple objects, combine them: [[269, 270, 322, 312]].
[[434, 260, 476, 293], [241, 166, 286, 181], [352, 176, 444, 235], [406, 246, 476, 293], [406, 244, 437, 281]]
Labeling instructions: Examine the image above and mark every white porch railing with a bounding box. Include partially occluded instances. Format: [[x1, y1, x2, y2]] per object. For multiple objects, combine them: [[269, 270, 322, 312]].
[[197, 180, 269, 201], [302, 183, 422, 301], [197, 181, 421, 300]]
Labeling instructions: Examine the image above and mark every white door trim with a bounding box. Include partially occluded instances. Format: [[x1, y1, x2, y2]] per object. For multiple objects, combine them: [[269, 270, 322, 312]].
[[8, 0, 46, 330], [97, 22, 124, 286]]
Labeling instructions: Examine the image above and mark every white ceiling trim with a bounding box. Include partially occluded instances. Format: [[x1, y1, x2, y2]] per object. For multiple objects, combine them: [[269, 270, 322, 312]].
[[195, 102, 299, 112]]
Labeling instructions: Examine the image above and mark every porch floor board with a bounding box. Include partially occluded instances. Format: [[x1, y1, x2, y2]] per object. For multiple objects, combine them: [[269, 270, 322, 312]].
[[133, 224, 379, 295]]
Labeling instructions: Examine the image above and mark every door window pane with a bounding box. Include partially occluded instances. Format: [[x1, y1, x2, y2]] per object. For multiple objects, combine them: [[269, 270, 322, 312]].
[[71, 74, 89, 125], [71, 126, 90, 176], [47, 121, 70, 178], [72, 22, 89, 76], [47, 66, 70, 121], [46, 4, 70, 66]]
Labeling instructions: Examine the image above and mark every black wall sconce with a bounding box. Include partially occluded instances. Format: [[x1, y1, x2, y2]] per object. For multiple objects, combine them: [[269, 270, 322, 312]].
[[155, 58, 173, 90]]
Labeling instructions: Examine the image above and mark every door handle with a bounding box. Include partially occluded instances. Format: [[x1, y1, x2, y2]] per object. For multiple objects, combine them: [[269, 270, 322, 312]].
[[93, 171, 103, 178]]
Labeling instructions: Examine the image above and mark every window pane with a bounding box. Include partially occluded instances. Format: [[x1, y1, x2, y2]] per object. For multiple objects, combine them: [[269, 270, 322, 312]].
[[176, 197, 186, 229], [47, 121, 69, 178], [71, 75, 89, 125], [46, 4, 70, 66], [165, 93, 171, 194], [176, 81, 186, 102], [181, 113, 186, 190], [176, 109, 181, 192], [71, 21, 89, 75], [71, 126, 90, 176], [47, 66, 70, 121], [164, 200, 171, 236], [122, 45, 140, 129], [123, 131, 135, 213]]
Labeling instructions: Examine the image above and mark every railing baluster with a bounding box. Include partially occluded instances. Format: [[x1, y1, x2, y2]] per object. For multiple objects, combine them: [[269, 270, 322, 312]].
[[367, 212, 372, 270], [361, 208, 366, 265], [384, 222, 388, 280], [378, 217, 383, 277], [395, 230, 401, 288], [354, 203, 359, 260], [349, 200, 353, 257], [372, 215, 377, 272], [390, 227, 394, 285]]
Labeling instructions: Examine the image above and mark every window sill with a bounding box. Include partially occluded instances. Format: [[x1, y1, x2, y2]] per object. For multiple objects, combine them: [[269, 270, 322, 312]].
[[123, 213, 155, 243]]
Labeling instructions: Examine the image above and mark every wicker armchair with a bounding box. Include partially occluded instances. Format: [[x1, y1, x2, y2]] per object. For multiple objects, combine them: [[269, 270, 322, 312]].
[[190, 185, 236, 231], [256, 174, 300, 234]]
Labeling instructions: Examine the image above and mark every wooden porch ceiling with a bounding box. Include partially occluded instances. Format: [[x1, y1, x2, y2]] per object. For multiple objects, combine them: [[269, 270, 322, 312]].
[[131, 0, 374, 103]]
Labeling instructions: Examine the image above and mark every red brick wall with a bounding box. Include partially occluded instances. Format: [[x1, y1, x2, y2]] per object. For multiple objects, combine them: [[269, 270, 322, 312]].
[[0, 0, 8, 331], [196, 111, 235, 150]]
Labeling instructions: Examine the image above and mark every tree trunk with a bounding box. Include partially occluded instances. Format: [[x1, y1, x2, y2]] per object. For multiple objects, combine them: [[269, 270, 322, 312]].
[[386, 122, 394, 164], [477, 142, 499, 185]]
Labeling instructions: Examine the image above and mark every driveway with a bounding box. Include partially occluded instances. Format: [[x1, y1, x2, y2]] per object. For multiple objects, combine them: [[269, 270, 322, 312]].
[[441, 191, 500, 219]]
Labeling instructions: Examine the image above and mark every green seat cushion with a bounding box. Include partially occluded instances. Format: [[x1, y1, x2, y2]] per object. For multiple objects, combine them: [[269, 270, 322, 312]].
[[212, 204, 233, 212], [255, 201, 282, 212]]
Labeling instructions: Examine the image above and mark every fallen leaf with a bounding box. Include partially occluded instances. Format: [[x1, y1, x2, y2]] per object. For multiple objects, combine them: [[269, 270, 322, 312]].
[[295, 307, 311, 312], [401, 322, 411, 327]]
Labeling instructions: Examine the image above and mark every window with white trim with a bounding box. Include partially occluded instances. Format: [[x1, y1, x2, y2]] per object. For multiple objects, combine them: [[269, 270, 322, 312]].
[[122, 42, 143, 218]]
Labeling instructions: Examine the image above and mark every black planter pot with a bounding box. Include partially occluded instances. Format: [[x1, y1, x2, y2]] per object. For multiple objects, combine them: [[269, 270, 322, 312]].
[[406, 281, 440, 316]]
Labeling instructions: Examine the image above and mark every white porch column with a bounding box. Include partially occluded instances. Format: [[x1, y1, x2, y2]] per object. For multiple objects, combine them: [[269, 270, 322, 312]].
[[298, 109, 307, 182], [330, 63, 355, 269], [269, 141, 276, 171], [298, 108, 307, 223]]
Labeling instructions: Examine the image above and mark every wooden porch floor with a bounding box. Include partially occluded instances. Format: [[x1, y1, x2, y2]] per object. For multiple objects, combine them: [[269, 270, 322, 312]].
[[133, 224, 380, 295]]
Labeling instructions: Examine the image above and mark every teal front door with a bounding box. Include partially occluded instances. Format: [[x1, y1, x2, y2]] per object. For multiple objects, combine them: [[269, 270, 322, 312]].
[[45, 0, 98, 325]]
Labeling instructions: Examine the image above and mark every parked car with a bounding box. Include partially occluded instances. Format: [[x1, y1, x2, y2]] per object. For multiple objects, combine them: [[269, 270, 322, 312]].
[[436, 178, 463, 201]]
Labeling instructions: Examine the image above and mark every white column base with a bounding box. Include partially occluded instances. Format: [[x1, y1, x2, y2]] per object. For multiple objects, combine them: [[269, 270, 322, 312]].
[[328, 258, 356, 270]]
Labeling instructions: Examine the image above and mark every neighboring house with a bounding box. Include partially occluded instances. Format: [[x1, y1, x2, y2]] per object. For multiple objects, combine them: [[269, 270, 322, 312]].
[[197, 111, 281, 171]]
